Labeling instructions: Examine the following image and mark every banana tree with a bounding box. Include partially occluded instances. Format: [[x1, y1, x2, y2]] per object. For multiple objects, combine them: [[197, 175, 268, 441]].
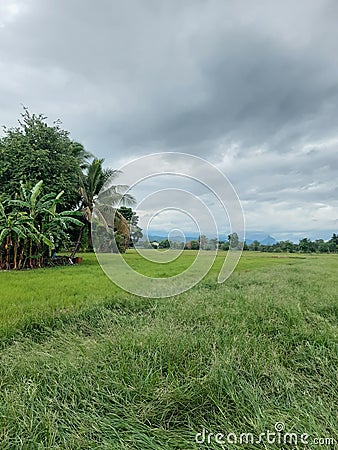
[[9, 181, 53, 267], [0, 202, 40, 269], [5, 181, 82, 268]]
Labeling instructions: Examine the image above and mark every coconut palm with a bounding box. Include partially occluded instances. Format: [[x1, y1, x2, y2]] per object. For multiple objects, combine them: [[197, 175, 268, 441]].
[[70, 141, 93, 170], [70, 158, 135, 257]]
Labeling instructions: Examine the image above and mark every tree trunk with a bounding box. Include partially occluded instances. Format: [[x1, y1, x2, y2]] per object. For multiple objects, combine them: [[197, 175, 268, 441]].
[[29, 240, 33, 269], [18, 243, 25, 270], [87, 220, 93, 250], [70, 223, 86, 259], [5, 236, 10, 270], [13, 241, 18, 270]]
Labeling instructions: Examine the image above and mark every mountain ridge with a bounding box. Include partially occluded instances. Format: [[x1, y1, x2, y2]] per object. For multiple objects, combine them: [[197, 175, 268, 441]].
[[142, 230, 277, 245]]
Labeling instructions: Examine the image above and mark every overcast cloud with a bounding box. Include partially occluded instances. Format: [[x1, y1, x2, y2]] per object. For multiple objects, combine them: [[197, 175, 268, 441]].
[[1, 0, 338, 240]]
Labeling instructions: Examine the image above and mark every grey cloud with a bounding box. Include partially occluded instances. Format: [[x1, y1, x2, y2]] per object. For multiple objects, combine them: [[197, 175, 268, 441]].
[[0, 0, 337, 237]]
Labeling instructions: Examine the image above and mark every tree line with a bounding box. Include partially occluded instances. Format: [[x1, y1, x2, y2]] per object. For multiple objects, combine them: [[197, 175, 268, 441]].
[[142, 232, 338, 253], [243, 235, 338, 253], [0, 109, 141, 270]]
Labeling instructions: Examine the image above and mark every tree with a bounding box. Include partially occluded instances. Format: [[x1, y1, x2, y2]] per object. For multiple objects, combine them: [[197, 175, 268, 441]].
[[328, 233, 338, 253], [219, 241, 230, 251], [248, 240, 260, 251], [299, 238, 313, 253], [0, 180, 82, 270], [199, 234, 208, 250], [77, 158, 115, 250], [71, 158, 135, 256], [228, 232, 239, 249], [279, 240, 296, 253], [315, 239, 329, 253], [189, 240, 200, 250], [118, 206, 134, 222], [0, 202, 32, 270], [118, 206, 143, 246], [0, 109, 83, 210], [69, 141, 93, 170], [159, 239, 170, 249], [207, 238, 218, 250]]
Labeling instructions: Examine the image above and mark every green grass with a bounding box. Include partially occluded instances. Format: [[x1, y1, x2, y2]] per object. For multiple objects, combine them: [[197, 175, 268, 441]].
[[0, 252, 337, 449], [0, 251, 302, 339]]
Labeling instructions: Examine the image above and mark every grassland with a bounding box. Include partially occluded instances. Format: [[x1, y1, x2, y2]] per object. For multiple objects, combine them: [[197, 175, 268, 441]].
[[0, 252, 337, 449]]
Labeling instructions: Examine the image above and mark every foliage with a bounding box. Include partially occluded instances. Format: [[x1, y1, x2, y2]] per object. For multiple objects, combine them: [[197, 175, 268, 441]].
[[72, 159, 135, 256], [219, 240, 230, 251], [228, 232, 240, 249], [0, 181, 82, 270], [0, 109, 84, 210], [118, 206, 143, 247], [92, 218, 127, 254], [199, 234, 208, 250], [186, 240, 200, 250], [137, 233, 338, 254], [244, 233, 338, 253], [159, 239, 170, 249]]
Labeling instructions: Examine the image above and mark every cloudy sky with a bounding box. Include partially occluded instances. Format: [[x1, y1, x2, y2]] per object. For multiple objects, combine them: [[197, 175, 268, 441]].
[[1, 0, 338, 241]]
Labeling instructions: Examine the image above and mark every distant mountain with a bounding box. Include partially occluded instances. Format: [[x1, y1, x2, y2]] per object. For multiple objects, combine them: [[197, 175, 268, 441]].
[[145, 234, 199, 243], [142, 230, 277, 246], [260, 235, 277, 245], [236, 232, 275, 246]]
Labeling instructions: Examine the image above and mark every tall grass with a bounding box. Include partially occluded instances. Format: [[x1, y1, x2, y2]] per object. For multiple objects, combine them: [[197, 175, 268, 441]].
[[0, 253, 337, 448]]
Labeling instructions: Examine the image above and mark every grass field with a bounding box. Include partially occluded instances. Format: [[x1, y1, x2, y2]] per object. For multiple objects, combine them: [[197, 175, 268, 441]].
[[0, 251, 337, 449]]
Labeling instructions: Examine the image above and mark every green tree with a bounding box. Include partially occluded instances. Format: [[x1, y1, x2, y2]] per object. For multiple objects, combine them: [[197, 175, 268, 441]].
[[328, 233, 338, 253], [199, 234, 208, 250], [207, 238, 218, 250], [228, 232, 239, 249], [0, 109, 83, 210], [279, 240, 296, 253], [0, 180, 81, 270], [71, 159, 135, 256], [69, 141, 93, 170], [315, 239, 328, 253], [118, 206, 134, 222], [249, 240, 260, 251], [118, 206, 143, 246], [159, 239, 170, 249], [299, 238, 313, 253], [190, 240, 200, 250], [219, 241, 229, 251], [0, 202, 32, 270]]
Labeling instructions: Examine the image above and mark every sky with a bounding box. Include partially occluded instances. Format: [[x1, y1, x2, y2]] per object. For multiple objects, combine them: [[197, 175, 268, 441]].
[[0, 0, 338, 241]]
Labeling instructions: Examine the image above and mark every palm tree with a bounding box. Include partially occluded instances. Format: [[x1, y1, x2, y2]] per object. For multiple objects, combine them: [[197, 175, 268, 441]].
[[70, 159, 135, 258], [70, 141, 93, 170]]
